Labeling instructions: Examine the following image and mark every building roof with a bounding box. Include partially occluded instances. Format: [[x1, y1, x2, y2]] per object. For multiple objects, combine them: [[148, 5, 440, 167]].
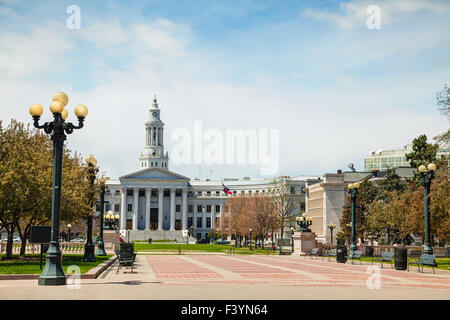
[[343, 171, 372, 182]]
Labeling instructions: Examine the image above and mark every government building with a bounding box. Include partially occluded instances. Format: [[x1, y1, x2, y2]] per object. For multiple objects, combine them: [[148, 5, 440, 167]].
[[102, 96, 320, 242]]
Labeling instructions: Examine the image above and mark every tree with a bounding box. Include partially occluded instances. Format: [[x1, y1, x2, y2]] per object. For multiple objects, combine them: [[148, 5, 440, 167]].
[[269, 178, 301, 239], [406, 134, 438, 185]]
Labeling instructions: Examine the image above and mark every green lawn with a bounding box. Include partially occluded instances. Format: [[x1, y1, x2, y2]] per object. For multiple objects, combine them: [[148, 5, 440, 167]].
[[325, 255, 450, 271], [133, 243, 273, 255], [0, 254, 112, 274]]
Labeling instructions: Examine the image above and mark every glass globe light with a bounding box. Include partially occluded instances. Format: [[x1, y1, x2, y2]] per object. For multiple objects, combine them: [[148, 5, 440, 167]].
[[67, 224, 72, 228], [348, 183, 354, 189], [50, 100, 64, 114], [74, 104, 88, 118], [418, 165, 427, 173], [427, 163, 436, 171], [115, 215, 120, 220], [52, 92, 68, 107], [29, 103, 44, 117], [61, 109, 68, 120], [354, 182, 360, 189]]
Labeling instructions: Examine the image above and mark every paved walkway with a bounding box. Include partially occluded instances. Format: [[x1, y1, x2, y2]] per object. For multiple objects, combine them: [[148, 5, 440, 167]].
[[1, 255, 449, 299]]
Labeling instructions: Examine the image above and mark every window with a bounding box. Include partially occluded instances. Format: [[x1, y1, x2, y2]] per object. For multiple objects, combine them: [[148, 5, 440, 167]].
[[188, 205, 193, 213], [176, 190, 182, 196], [115, 190, 121, 195], [241, 191, 245, 196], [188, 217, 193, 228], [290, 187, 295, 194], [233, 191, 237, 196], [105, 189, 111, 195], [127, 204, 132, 212], [248, 190, 252, 196], [206, 205, 211, 213], [206, 191, 211, 196], [216, 191, 220, 196], [164, 190, 170, 197], [197, 205, 202, 212], [215, 205, 220, 213], [206, 217, 211, 228], [197, 191, 202, 196], [151, 162, 153, 167], [114, 204, 120, 212], [105, 203, 111, 211], [151, 189, 157, 197], [127, 189, 133, 196], [197, 217, 202, 228], [176, 204, 181, 212]]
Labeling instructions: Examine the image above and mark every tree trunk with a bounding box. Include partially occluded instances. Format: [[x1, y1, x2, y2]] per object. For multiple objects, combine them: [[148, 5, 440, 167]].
[[5, 226, 14, 259]]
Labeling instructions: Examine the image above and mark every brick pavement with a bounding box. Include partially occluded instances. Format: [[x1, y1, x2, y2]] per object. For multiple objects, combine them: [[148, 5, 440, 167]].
[[0, 254, 449, 299]]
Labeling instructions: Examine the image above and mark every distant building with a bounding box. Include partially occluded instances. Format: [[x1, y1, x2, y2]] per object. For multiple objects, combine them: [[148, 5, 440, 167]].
[[364, 143, 449, 172]]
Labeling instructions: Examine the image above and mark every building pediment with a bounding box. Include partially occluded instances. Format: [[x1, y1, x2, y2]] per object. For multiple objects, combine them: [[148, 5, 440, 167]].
[[120, 168, 190, 182]]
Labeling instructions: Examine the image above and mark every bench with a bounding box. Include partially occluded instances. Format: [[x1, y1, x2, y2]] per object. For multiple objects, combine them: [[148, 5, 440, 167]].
[[279, 247, 292, 255], [308, 248, 320, 260], [349, 250, 362, 264], [408, 254, 438, 274], [116, 243, 136, 274], [371, 251, 394, 269], [327, 249, 337, 262]]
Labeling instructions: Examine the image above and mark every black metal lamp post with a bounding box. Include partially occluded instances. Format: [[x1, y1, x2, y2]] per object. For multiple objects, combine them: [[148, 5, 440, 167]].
[[295, 213, 312, 232], [249, 228, 253, 251], [418, 163, 436, 255], [83, 154, 98, 262], [291, 227, 295, 251], [67, 224, 72, 242], [348, 182, 360, 258], [327, 223, 336, 245], [96, 177, 108, 256], [29, 92, 88, 286]]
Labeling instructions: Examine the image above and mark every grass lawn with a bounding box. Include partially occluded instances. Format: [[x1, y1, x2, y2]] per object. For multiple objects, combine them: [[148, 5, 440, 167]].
[[324, 255, 450, 271], [134, 243, 273, 255], [0, 254, 112, 275]]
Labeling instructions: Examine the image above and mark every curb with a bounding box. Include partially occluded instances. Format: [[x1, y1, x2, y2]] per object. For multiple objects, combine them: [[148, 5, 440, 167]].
[[0, 256, 118, 281]]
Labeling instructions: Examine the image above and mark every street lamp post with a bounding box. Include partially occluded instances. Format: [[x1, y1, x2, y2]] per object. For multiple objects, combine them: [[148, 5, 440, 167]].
[[249, 228, 253, 251], [348, 182, 360, 258], [29, 92, 88, 286], [83, 154, 98, 262], [290, 227, 294, 252], [295, 213, 312, 232], [114, 214, 120, 230], [67, 224, 72, 242], [96, 178, 108, 256], [327, 223, 336, 245], [418, 163, 436, 255]]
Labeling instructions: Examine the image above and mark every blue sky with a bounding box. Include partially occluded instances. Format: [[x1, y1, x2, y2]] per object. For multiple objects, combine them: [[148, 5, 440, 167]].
[[0, 0, 449, 180]]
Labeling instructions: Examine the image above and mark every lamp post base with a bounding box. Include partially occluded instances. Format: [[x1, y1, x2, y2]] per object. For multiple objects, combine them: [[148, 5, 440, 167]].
[[38, 243, 66, 286], [349, 243, 358, 258], [83, 243, 97, 262], [424, 244, 433, 255], [95, 240, 107, 256]]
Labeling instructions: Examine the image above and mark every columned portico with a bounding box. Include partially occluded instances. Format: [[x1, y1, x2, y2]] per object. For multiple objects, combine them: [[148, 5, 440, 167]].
[[133, 187, 139, 230], [120, 187, 127, 231], [182, 190, 187, 230], [145, 188, 151, 230], [158, 187, 164, 230], [170, 188, 176, 231]]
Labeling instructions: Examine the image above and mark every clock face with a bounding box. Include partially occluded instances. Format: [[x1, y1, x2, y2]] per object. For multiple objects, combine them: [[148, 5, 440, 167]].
[[153, 112, 158, 117]]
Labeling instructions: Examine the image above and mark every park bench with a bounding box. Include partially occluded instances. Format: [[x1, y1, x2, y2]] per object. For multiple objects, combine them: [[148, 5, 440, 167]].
[[116, 243, 136, 274], [349, 250, 362, 265], [371, 251, 394, 269], [408, 254, 438, 274], [327, 249, 337, 262], [307, 248, 320, 260], [278, 247, 292, 255]]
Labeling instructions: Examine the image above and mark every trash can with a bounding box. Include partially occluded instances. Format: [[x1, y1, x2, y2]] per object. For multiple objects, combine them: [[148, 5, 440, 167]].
[[394, 247, 407, 270], [336, 239, 347, 263], [148, 238, 152, 244], [365, 246, 374, 257]]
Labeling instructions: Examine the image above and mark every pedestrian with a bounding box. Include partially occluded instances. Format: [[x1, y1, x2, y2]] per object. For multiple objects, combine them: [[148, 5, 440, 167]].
[[119, 237, 124, 243]]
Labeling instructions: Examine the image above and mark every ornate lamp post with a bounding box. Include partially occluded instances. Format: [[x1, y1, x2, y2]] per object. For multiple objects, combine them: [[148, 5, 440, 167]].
[[29, 92, 88, 286], [418, 163, 436, 255], [67, 224, 72, 242], [249, 228, 253, 251], [327, 223, 336, 245], [83, 154, 98, 262], [290, 227, 294, 252], [96, 177, 108, 256], [348, 182, 360, 258], [295, 213, 312, 232], [114, 214, 120, 230]]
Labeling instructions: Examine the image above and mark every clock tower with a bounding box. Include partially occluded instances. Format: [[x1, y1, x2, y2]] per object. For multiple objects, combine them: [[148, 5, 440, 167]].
[[139, 95, 169, 170]]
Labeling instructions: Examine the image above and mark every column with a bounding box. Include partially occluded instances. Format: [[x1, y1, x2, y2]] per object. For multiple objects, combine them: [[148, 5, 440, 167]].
[[120, 187, 127, 230], [219, 204, 223, 230], [202, 204, 206, 230], [182, 189, 187, 230], [133, 187, 139, 230], [145, 188, 151, 230], [193, 203, 198, 230], [170, 188, 176, 230], [211, 205, 215, 230], [158, 188, 164, 230]]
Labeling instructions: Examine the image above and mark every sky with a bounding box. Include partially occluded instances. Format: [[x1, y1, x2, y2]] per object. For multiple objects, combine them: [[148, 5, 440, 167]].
[[0, 0, 449, 181]]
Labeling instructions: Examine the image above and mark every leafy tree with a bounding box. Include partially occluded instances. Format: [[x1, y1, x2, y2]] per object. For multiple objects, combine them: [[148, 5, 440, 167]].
[[405, 134, 438, 185]]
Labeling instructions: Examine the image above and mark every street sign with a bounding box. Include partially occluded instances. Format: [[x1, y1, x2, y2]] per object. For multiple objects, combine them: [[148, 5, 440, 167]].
[[30, 226, 51, 244]]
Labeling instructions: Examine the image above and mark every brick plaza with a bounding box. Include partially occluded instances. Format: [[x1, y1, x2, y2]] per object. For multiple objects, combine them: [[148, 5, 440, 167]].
[[1, 254, 449, 299]]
